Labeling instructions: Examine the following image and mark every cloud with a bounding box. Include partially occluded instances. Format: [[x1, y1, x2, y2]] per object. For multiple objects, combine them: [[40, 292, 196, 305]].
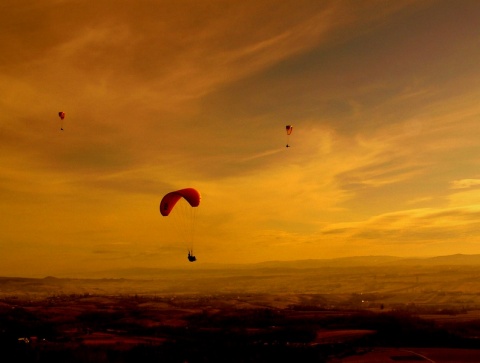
[[318, 206, 480, 254], [451, 179, 480, 190], [4, 1, 480, 275]]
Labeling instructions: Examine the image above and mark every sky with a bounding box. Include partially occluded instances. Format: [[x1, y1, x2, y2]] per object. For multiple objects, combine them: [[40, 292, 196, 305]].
[[2, 0, 480, 277]]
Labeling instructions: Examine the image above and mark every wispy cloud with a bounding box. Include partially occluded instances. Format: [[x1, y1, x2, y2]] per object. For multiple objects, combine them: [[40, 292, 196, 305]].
[[451, 179, 480, 190]]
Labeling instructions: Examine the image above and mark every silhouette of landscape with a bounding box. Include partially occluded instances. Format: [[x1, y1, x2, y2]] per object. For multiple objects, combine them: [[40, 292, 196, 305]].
[[2, 254, 480, 362]]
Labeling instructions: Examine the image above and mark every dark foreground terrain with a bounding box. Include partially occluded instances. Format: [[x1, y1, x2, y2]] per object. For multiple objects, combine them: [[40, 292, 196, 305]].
[[2, 256, 480, 362], [1, 292, 480, 362]]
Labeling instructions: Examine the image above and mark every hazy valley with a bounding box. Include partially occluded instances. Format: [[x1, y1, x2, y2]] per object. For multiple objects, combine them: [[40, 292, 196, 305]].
[[2, 255, 480, 362]]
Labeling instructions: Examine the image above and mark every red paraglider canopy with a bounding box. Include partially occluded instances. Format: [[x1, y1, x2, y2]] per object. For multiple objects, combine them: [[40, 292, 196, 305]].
[[58, 112, 65, 120], [160, 188, 201, 216]]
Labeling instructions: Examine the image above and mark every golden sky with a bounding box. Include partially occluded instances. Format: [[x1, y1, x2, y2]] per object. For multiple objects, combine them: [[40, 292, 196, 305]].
[[2, 0, 480, 276]]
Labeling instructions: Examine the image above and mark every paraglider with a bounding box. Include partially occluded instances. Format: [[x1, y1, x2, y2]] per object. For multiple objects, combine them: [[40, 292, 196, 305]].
[[160, 188, 200, 216], [58, 111, 65, 130], [188, 250, 197, 262], [160, 188, 201, 262], [285, 125, 293, 147]]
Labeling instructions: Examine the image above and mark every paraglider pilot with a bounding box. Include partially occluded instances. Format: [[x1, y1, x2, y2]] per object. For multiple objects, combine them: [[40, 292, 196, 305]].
[[188, 250, 196, 262]]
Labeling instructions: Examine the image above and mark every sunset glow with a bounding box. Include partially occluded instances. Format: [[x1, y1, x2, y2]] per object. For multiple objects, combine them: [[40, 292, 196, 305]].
[[2, 1, 480, 276]]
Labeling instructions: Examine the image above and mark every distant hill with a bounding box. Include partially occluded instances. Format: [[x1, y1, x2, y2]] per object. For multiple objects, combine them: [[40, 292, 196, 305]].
[[76, 254, 480, 279], [386, 254, 480, 266], [2, 254, 479, 281], [1, 254, 480, 298], [202, 254, 480, 270], [250, 256, 402, 269]]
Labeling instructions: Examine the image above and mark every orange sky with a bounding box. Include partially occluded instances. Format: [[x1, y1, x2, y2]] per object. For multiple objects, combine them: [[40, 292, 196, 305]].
[[2, 0, 480, 277]]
